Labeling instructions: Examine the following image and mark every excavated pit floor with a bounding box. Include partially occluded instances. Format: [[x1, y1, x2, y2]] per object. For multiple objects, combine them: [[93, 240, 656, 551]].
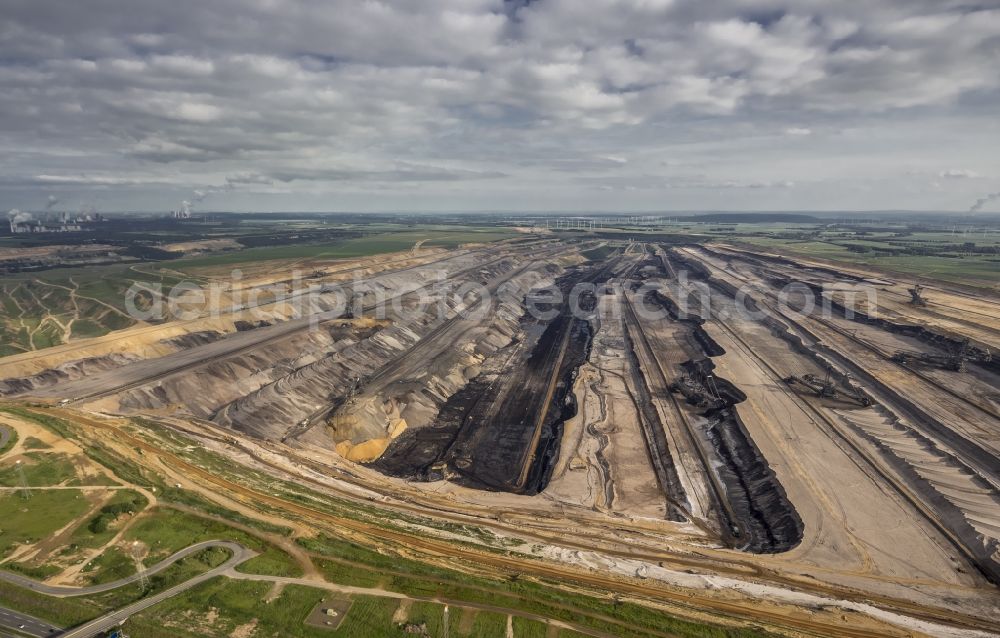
[[373, 262, 616, 495]]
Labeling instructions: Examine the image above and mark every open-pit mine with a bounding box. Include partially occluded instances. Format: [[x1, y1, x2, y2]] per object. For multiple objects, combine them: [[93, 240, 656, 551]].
[[1, 227, 999, 638]]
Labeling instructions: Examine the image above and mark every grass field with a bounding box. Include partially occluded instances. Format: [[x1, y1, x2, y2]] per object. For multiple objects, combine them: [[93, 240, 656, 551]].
[[0, 264, 152, 356], [2, 488, 148, 583], [127, 580, 343, 637], [0, 407, 777, 638], [21, 436, 51, 450], [234, 545, 304, 578], [0, 490, 92, 558], [80, 545, 136, 584], [69, 489, 148, 549], [0, 452, 80, 486], [122, 507, 300, 576], [737, 236, 1000, 285], [0, 226, 516, 357], [128, 583, 513, 638]]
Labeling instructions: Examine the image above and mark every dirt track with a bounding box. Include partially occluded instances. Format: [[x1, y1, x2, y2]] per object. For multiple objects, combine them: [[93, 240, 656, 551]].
[[32, 406, 1000, 638]]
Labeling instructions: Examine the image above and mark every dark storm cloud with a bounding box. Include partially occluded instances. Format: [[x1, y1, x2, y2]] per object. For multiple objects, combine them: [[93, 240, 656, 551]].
[[0, 0, 998, 211]]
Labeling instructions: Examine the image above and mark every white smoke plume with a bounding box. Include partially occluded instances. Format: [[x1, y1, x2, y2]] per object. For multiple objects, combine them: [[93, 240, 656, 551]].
[[969, 192, 1000, 213], [180, 182, 236, 215], [7, 209, 32, 223], [45, 195, 59, 210]]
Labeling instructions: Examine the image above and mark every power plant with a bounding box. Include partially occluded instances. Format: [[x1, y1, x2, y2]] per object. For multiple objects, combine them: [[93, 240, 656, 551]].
[[6, 209, 103, 233]]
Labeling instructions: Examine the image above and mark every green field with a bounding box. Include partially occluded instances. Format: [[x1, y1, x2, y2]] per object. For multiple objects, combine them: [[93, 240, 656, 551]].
[[21, 436, 51, 450], [69, 489, 148, 549], [127, 583, 513, 638], [0, 452, 80, 487], [737, 236, 1000, 285], [0, 225, 516, 357], [122, 507, 300, 576], [126, 580, 351, 637], [0, 264, 158, 356], [0, 490, 92, 557], [235, 544, 304, 577]]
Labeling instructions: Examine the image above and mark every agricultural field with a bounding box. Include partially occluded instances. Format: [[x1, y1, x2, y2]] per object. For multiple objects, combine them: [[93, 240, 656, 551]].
[[0, 264, 167, 356], [0, 219, 517, 356], [693, 222, 1000, 288]]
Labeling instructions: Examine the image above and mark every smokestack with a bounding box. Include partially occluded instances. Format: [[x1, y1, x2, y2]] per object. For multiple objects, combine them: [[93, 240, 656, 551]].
[[7, 209, 31, 224], [7, 209, 31, 233]]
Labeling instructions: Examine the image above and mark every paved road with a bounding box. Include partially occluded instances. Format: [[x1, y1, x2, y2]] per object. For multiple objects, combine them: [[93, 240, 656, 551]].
[[3, 538, 619, 638], [0, 541, 251, 599], [56, 541, 254, 638], [0, 424, 12, 453], [0, 607, 61, 637], [0, 541, 253, 638]]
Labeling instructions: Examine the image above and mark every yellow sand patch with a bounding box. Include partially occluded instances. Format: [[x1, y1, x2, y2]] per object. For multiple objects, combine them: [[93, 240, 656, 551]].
[[334, 418, 407, 462]]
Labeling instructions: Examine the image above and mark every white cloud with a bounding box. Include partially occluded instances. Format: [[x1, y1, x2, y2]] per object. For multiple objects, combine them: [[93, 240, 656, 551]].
[[150, 55, 215, 76], [0, 1, 997, 211], [939, 168, 980, 179]]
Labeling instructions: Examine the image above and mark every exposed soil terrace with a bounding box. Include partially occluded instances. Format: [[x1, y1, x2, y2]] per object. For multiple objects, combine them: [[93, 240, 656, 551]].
[[670, 244, 1000, 585], [5, 237, 1000, 637]]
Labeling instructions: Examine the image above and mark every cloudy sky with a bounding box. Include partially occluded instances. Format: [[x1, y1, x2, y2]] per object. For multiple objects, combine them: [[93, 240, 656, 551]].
[[1, 0, 999, 213]]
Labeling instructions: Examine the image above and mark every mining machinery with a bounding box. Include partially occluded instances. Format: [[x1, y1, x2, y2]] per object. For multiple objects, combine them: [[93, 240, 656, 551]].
[[908, 284, 928, 307], [892, 338, 991, 372], [344, 374, 365, 404], [669, 374, 726, 410], [783, 369, 871, 406]]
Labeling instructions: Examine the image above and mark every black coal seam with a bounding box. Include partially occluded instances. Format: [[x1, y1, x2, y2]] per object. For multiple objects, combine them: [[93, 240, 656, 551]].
[[620, 315, 690, 521], [678, 252, 1000, 578], [440, 316, 566, 492], [512, 260, 633, 494], [519, 318, 594, 495], [759, 281, 1000, 487], [375, 261, 620, 494], [692, 358, 802, 553], [371, 334, 524, 481], [648, 291, 725, 357], [803, 282, 999, 375], [697, 244, 867, 283], [653, 250, 805, 552]]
